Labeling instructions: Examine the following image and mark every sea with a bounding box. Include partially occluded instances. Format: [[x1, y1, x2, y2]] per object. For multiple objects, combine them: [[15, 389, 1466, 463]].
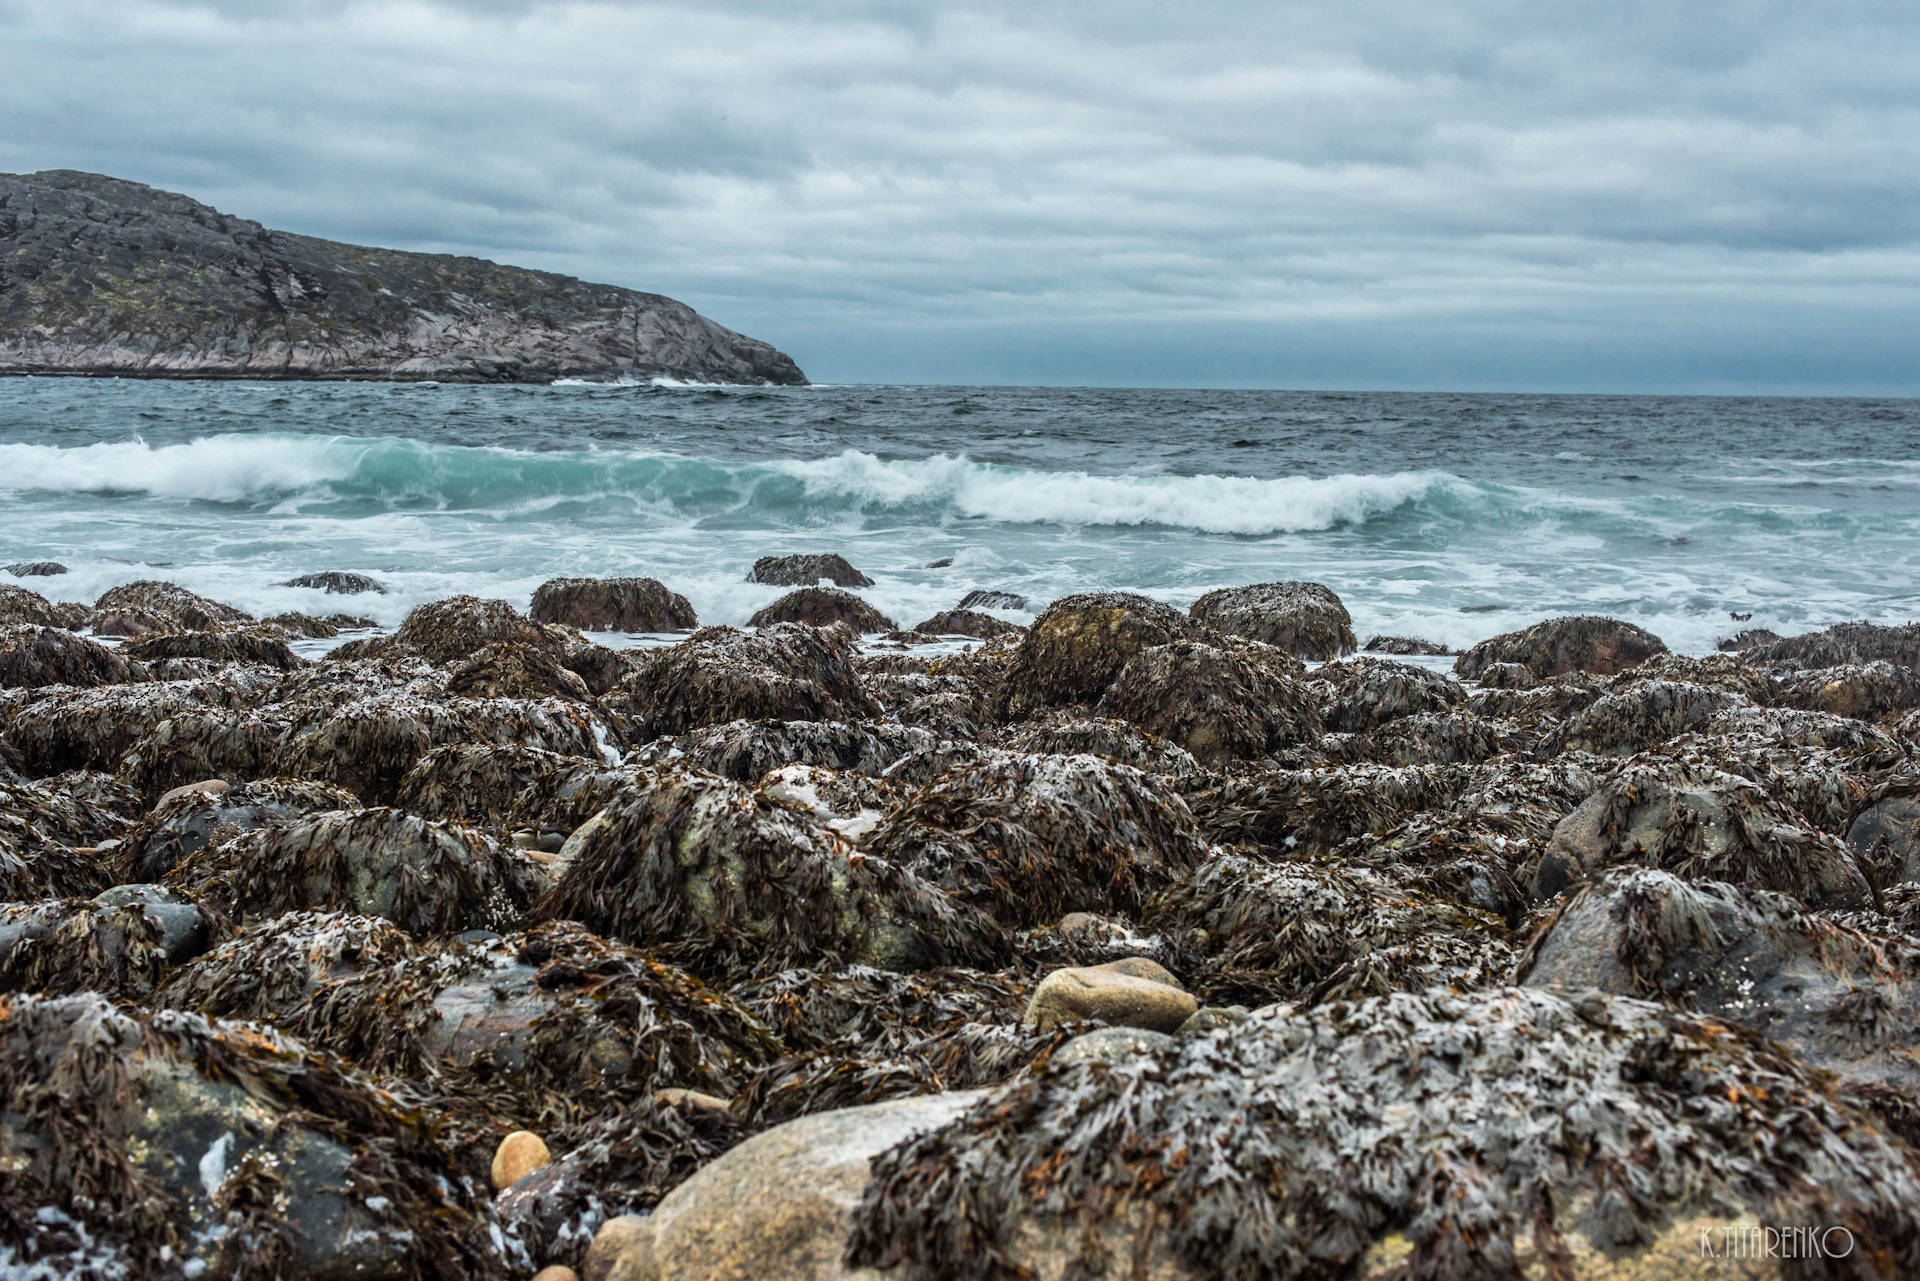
[[1, 378, 1915, 658]]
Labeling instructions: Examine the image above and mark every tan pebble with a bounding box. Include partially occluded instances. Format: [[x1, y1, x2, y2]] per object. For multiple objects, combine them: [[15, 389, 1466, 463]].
[[583, 1215, 648, 1281], [531, 1268, 578, 1281], [155, 778, 229, 811], [652, 1087, 732, 1113], [1023, 965, 1196, 1034], [1089, 956, 1181, 988], [491, 1130, 551, 1190]]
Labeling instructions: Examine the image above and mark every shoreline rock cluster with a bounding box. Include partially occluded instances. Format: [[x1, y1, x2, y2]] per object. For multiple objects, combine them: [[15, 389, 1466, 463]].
[[2, 567, 1918, 1279]]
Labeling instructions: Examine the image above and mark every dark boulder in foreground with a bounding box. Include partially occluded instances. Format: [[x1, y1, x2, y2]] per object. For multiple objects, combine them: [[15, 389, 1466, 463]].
[[749, 587, 894, 632], [1187, 580, 1356, 659], [1454, 613, 1667, 679], [749, 553, 873, 588], [283, 570, 387, 594], [530, 575, 696, 632], [608, 624, 879, 737], [999, 591, 1192, 715], [0, 623, 150, 689]]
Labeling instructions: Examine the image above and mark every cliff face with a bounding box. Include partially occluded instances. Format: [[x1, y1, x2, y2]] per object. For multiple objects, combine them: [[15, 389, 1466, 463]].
[[0, 170, 807, 385]]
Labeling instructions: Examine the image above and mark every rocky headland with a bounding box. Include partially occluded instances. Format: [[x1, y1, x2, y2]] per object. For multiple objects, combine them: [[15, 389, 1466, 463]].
[[2, 569, 1919, 1279], [0, 171, 807, 385]]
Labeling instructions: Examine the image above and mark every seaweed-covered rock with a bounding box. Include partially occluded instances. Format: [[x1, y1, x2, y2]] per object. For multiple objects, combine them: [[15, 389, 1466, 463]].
[[1744, 620, 1920, 671], [1005, 716, 1200, 779], [391, 595, 554, 666], [1454, 614, 1668, 679], [284, 570, 387, 594], [151, 909, 424, 1026], [0, 993, 505, 1280], [0, 887, 212, 999], [865, 752, 1207, 929], [3, 679, 241, 775], [1849, 796, 1920, 887], [530, 576, 697, 632], [731, 964, 1027, 1055], [115, 705, 297, 801], [3, 561, 66, 577], [122, 624, 307, 671], [759, 764, 899, 845], [276, 689, 469, 803], [265, 611, 342, 638], [117, 777, 362, 881], [910, 608, 1023, 639], [0, 621, 150, 688], [999, 592, 1193, 716], [164, 806, 545, 935], [444, 641, 596, 705], [90, 579, 252, 635], [1473, 660, 1536, 688], [749, 553, 874, 589], [1522, 868, 1920, 1094], [0, 583, 87, 629], [396, 743, 604, 830], [1322, 710, 1521, 767], [1466, 671, 1605, 724], [1187, 580, 1355, 660], [749, 587, 894, 633], [1308, 653, 1465, 733], [1609, 650, 1773, 703], [866, 672, 995, 742], [1717, 626, 1783, 651], [676, 718, 934, 782], [1096, 641, 1320, 766], [1361, 634, 1449, 655], [1774, 660, 1920, 721], [554, 634, 631, 696], [608, 624, 879, 738], [536, 770, 1003, 978], [847, 987, 1920, 1281], [1185, 763, 1468, 853], [1705, 703, 1904, 757], [1552, 679, 1747, 755], [957, 589, 1026, 611], [1536, 757, 1872, 909]]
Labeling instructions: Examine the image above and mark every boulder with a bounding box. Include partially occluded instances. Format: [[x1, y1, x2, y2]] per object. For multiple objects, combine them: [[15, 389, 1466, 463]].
[[909, 608, 1022, 638], [0, 622, 150, 688], [1020, 964, 1196, 1033], [1187, 580, 1355, 659], [390, 595, 554, 666], [848, 988, 1920, 1281], [0, 888, 212, 999], [1551, 679, 1747, 755], [1774, 660, 1920, 721], [530, 576, 697, 632], [444, 641, 596, 704], [3, 679, 241, 775], [265, 610, 343, 638], [283, 570, 387, 594], [998, 591, 1193, 715], [276, 688, 467, 804], [3, 561, 66, 577], [117, 777, 361, 881], [1322, 709, 1521, 767], [122, 624, 307, 671], [115, 705, 296, 802], [0, 777, 123, 899], [957, 589, 1027, 611], [1096, 640, 1321, 766], [675, 719, 934, 782], [1849, 796, 1920, 887], [749, 553, 873, 588], [607, 624, 879, 738], [163, 806, 546, 935], [1744, 620, 1920, 671], [90, 579, 251, 636], [395, 743, 605, 829], [1454, 614, 1667, 679], [1361, 634, 1449, 655], [1610, 651, 1772, 703], [1184, 762, 1468, 853], [1536, 757, 1872, 909], [749, 587, 894, 633], [1717, 627, 1783, 651], [1004, 716, 1200, 778], [0, 583, 87, 629], [1308, 653, 1465, 732], [1052, 1026, 1176, 1067]]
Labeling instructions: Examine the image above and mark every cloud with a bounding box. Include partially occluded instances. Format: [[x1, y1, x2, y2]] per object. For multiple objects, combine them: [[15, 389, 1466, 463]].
[[3, 0, 1917, 389]]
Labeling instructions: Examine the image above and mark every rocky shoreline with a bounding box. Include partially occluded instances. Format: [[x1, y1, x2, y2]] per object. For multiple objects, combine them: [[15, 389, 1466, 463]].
[[1, 568, 1918, 1279]]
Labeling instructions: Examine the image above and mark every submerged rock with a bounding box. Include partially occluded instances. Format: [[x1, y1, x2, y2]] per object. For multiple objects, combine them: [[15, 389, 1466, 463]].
[[0, 583, 88, 629], [999, 591, 1193, 715], [283, 570, 388, 594], [1187, 580, 1355, 660], [3, 561, 66, 577], [1097, 640, 1320, 766], [749, 587, 894, 632], [0, 622, 150, 688], [530, 576, 697, 632], [90, 579, 251, 636], [749, 553, 874, 588], [608, 624, 879, 738], [910, 608, 1023, 638], [1455, 613, 1667, 679]]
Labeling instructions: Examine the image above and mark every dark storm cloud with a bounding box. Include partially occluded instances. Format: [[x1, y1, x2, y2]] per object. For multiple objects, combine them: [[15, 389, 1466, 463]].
[[3, 0, 1917, 389]]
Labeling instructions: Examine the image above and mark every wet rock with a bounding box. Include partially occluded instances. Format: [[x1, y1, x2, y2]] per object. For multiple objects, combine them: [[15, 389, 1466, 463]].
[[1706, 702, 1903, 756], [530, 576, 697, 632], [391, 594, 554, 666], [1053, 1026, 1176, 1066], [396, 743, 605, 829], [1551, 679, 1748, 755], [122, 623, 308, 670], [537, 769, 1004, 978], [1096, 640, 1321, 766], [957, 589, 1027, 611], [1466, 672, 1606, 727], [163, 806, 546, 935], [1774, 660, 1920, 721], [117, 777, 362, 881], [1536, 756, 1872, 909], [608, 624, 879, 738], [1005, 716, 1200, 778], [1184, 763, 1468, 853], [1308, 653, 1465, 732], [999, 591, 1193, 715], [151, 909, 426, 1025], [4, 561, 66, 577], [0, 776, 123, 898], [493, 1131, 552, 1190], [749, 553, 874, 589], [865, 672, 994, 741], [866, 751, 1207, 930], [284, 570, 388, 594], [849, 987, 1920, 1281], [90, 579, 252, 635], [677, 718, 934, 782], [1187, 580, 1355, 660], [749, 587, 895, 632], [1744, 620, 1920, 670], [1361, 633, 1450, 655], [0, 583, 88, 629], [1523, 867, 1920, 1094], [445, 641, 596, 704], [0, 993, 505, 1280], [4, 679, 241, 774], [1717, 626, 1783, 651], [266, 610, 343, 638], [0, 890, 210, 999], [1454, 613, 1668, 679], [1021, 964, 1196, 1032], [554, 634, 632, 695], [1850, 796, 1920, 886], [0, 621, 151, 688], [910, 608, 1023, 638]]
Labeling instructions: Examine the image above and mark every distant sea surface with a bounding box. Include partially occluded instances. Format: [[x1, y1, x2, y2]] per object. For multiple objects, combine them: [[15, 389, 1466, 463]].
[[1, 378, 1915, 655]]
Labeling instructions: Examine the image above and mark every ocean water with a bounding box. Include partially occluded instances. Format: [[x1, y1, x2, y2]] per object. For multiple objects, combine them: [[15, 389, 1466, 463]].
[[0, 378, 1915, 656]]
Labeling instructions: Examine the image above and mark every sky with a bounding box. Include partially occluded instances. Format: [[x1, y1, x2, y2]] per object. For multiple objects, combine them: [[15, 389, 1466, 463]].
[[3, 0, 1918, 392]]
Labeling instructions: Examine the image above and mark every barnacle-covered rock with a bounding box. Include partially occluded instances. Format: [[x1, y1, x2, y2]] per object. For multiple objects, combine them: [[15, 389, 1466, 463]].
[[1096, 640, 1320, 766], [164, 806, 545, 935], [675, 718, 934, 782], [607, 624, 878, 738], [845, 987, 1920, 1281], [395, 743, 605, 829], [0, 584, 88, 630], [749, 553, 873, 588], [1523, 868, 1920, 1095], [0, 993, 505, 1281], [1551, 678, 1748, 755], [0, 887, 212, 999], [864, 751, 1207, 929], [530, 576, 697, 632], [390, 594, 554, 666], [536, 770, 1004, 978], [0, 622, 150, 688], [3, 678, 243, 775], [1005, 716, 1200, 778], [122, 624, 307, 671], [1454, 613, 1667, 679], [910, 609, 1023, 639], [89, 578, 252, 635], [999, 592, 1194, 716], [117, 777, 360, 881], [444, 641, 595, 704], [1774, 660, 1920, 721], [1536, 756, 1872, 909], [1744, 620, 1920, 671], [1186, 579, 1355, 659], [1184, 763, 1468, 853], [1308, 653, 1465, 733]]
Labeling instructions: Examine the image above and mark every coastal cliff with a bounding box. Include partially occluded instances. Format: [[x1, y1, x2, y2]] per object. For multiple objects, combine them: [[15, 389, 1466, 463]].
[[0, 170, 807, 385]]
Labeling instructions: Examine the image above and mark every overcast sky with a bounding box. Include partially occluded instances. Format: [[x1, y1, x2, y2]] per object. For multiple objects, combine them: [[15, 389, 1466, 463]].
[[3, 0, 1918, 391]]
